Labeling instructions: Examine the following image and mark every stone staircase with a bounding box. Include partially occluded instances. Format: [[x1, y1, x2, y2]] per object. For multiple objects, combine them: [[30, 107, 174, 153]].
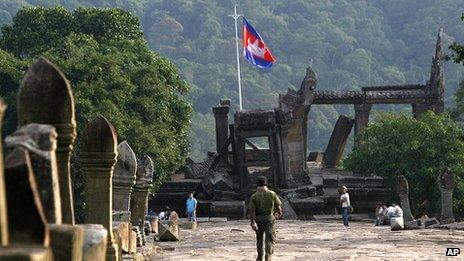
[[284, 164, 390, 220]]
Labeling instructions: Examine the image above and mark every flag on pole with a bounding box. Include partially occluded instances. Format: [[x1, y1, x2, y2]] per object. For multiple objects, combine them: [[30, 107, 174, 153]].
[[242, 17, 276, 68]]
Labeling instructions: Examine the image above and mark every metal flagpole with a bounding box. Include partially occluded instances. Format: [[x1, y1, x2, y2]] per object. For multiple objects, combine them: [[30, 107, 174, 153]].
[[229, 5, 243, 110]]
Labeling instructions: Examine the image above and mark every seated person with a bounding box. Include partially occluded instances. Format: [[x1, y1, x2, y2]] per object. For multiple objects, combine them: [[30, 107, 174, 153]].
[[384, 203, 396, 224], [158, 206, 171, 221], [385, 203, 403, 222], [375, 203, 387, 226], [393, 203, 403, 218]]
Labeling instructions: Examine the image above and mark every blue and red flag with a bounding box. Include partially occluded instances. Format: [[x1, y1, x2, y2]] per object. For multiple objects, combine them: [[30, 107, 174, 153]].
[[243, 17, 275, 68]]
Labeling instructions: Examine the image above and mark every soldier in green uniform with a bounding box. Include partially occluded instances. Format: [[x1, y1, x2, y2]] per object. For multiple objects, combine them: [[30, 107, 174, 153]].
[[248, 176, 283, 261]]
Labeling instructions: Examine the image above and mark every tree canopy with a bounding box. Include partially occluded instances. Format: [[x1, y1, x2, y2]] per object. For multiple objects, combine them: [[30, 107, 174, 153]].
[[0, 7, 192, 195], [344, 112, 464, 219]]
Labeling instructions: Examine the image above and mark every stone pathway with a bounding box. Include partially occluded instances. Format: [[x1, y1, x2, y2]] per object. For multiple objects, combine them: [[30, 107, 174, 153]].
[[150, 220, 464, 260]]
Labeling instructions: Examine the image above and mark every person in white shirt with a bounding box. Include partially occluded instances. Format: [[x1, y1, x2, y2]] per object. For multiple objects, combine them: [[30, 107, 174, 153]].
[[384, 203, 403, 224], [339, 186, 351, 228], [385, 205, 396, 217], [393, 203, 403, 218]]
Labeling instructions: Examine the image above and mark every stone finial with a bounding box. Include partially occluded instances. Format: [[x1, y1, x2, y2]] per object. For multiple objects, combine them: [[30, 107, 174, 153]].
[[0, 99, 8, 246], [135, 155, 154, 188], [5, 124, 62, 224], [115, 141, 137, 179], [396, 175, 414, 222], [396, 175, 409, 196], [426, 27, 445, 114], [81, 116, 119, 260], [130, 155, 154, 229], [112, 141, 137, 211], [81, 116, 117, 154], [4, 148, 49, 246], [299, 66, 317, 107], [439, 167, 455, 189], [300, 66, 317, 91], [18, 57, 77, 224]]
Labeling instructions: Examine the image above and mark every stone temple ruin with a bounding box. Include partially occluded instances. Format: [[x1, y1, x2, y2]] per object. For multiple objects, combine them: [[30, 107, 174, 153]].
[[153, 28, 446, 220]]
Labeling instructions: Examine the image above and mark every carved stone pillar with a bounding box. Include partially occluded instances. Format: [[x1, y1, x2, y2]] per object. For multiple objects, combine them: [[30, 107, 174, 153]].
[[81, 116, 119, 260], [4, 148, 49, 246], [0, 99, 8, 246], [18, 58, 77, 224], [281, 115, 307, 185], [130, 155, 154, 230], [396, 175, 414, 222], [278, 66, 317, 186], [439, 168, 455, 224], [323, 115, 354, 168], [354, 103, 372, 148], [212, 100, 230, 166], [113, 141, 137, 212], [5, 124, 62, 224]]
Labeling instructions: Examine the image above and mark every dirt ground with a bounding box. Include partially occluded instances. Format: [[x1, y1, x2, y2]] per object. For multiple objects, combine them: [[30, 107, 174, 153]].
[[148, 220, 464, 260]]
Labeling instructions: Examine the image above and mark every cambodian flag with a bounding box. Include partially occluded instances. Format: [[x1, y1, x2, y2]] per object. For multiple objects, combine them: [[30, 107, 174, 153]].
[[243, 17, 275, 68]]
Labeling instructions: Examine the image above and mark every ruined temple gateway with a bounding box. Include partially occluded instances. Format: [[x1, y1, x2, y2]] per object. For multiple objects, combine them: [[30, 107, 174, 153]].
[[152, 28, 445, 218], [226, 28, 445, 190]]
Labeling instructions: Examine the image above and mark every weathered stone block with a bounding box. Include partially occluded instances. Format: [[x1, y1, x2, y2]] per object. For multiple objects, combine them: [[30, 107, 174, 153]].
[[234, 109, 277, 127], [289, 197, 325, 219], [112, 228, 122, 260], [281, 198, 298, 220], [180, 221, 197, 230], [201, 171, 234, 198], [129, 230, 137, 253], [80, 224, 107, 261], [307, 151, 324, 163], [112, 222, 131, 254], [5, 149, 49, 246], [210, 201, 246, 219], [282, 185, 316, 199], [150, 217, 158, 235], [158, 221, 180, 241], [5, 123, 61, 224], [403, 220, 421, 230], [322, 174, 338, 188], [424, 217, 439, 227], [390, 217, 404, 231], [48, 224, 83, 261], [0, 247, 52, 260]]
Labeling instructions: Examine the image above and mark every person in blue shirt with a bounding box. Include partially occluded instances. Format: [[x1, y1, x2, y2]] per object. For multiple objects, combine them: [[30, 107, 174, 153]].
[[186, 192, 198, 222]]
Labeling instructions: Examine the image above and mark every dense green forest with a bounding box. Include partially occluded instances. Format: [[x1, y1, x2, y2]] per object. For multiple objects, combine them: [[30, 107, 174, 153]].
[[1, 0, 464, 161]]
